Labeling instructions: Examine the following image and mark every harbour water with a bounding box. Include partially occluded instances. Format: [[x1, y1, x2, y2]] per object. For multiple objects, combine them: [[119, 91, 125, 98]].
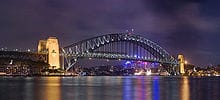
[[0, 76, 219, 100]]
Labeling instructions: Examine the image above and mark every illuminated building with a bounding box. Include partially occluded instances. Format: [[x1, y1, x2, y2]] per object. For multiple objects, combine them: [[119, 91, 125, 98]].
[[178, 54, 185, 74], [38, 40, 47, 54], [38, 37, 60, 69]]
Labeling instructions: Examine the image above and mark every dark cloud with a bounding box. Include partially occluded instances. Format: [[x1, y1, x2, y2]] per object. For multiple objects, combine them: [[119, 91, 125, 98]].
[[0, 0, 219, 66]]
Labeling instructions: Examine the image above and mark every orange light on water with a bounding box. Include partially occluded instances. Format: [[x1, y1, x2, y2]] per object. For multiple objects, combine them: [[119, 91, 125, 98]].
[[44, 77, 61, 100], [180, 77, 190, 100]]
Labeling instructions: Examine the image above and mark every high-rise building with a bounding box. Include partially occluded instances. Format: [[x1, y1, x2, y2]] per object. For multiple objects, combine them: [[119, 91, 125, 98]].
[[178, 54, 185, 74], [38, 37, 60, 69]]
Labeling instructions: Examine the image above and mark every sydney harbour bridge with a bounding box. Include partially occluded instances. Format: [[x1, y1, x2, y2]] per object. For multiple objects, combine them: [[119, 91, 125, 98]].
[[0, 33, 179, 75], [62, 33, 178, 75]]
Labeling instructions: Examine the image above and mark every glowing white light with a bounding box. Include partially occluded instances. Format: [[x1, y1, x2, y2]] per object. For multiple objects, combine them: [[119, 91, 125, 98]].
[[134, 71, 143, 75], [185, 61, 188, 64], [9, 60, 13, 65], [146, 70, 151, 75], [125, 61, 131, 65]]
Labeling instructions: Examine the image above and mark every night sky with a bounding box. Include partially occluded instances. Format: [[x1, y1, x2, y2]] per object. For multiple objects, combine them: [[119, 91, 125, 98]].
[[0, 0, 219, 66]]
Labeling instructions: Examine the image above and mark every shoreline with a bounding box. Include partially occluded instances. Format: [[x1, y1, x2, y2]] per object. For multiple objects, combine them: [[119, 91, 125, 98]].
[[0, 74, 219, 77]]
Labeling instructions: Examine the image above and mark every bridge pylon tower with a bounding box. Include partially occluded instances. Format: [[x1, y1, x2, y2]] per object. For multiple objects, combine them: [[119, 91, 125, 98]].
[[178, 54, 185, 74], [38, 37, 61, 69]]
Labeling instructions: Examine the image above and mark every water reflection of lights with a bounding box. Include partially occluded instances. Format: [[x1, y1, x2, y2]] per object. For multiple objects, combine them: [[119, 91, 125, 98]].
[[152, 76, 160, 100], [123, 78, 133, 100], [180, 77, 190, 100], [87, 77, 94, 100], [122, 76, 161, 100], [44, 77, 61, 100], [136, 77, 146, 100]]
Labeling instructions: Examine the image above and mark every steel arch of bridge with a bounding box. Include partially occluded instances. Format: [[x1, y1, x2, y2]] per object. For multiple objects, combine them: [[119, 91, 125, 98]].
[[62, 33, 178, 72]]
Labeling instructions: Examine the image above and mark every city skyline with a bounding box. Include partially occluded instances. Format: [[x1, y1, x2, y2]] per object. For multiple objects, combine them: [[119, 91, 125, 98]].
[[0, 0, 220, 66]]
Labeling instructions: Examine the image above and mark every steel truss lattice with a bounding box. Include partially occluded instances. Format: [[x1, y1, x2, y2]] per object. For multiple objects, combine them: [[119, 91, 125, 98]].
[[62, 33, 178, 73]]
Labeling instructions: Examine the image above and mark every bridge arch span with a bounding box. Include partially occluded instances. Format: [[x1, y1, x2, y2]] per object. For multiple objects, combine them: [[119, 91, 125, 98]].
[[62, 33, 177, 72]]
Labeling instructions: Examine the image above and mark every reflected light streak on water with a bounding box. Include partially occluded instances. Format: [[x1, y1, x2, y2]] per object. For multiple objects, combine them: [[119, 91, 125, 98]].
[[180, 76, 190, 100], [123, 77, 133, 100], [140, 77, 146, 100], [44, 77, 61, 100], [86, 77, 93, 100], [152, 76, 160, 100], [135, 77, 142, 100]]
